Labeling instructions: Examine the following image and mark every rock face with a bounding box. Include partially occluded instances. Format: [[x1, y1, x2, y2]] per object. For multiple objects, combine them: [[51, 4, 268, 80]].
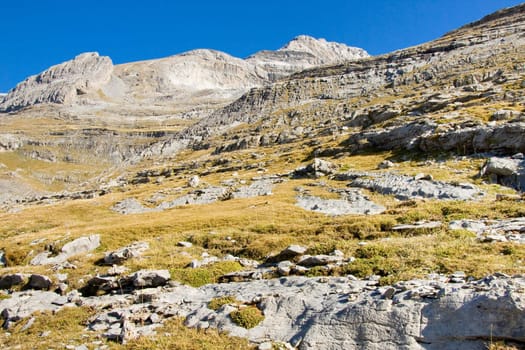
[[5, 274, 516, 348], [0, 36, 367, 113], [247, 35, 369, 80], [0, 53, 113, 112]]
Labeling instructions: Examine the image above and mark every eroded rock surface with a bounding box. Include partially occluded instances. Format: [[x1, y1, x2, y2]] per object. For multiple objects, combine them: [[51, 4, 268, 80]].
[[0, 53, 113, 112], [450, 217, 525, 243], [337, 171, 484, 201], [296, 189, 385, 216]]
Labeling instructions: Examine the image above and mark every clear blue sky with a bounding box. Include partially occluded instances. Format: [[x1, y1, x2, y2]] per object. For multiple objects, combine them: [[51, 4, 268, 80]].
[[1, 0, 523, 92]]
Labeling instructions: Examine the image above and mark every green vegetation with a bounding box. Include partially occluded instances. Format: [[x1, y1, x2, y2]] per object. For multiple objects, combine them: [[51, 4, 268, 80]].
[[208, 296, 239, 310], [230, 306, 265, 329]]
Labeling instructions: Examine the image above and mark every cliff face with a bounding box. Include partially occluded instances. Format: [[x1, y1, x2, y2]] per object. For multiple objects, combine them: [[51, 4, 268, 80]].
[[0, 53, 113, 112]]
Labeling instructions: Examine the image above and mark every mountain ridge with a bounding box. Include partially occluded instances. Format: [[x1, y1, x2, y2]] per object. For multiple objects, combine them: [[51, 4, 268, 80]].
[[0, 35, 368, 113]]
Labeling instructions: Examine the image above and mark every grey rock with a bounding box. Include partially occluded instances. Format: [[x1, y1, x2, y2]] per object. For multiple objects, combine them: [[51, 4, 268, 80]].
[[231, 179, 277, 199], [267, 245, 307, 263], [128, 270, 170, 288], [111, 198, 157, 215], [159, 186, 228, 208], [293, 158, 339, 178], [0, 250, 6, 268], [0, 134, 23, 152], [297, 254, 344, 267], [177, 241, 193, 248], [490, 109, 520, 121], [0, 291, 71, 327], [27, 274, 52, 290], [296, 189, 386, 216], [378, 160, 395, 169], [449, 217, 525, 243], [82, 273, 525, 348], [30, 234, 100, 266], [479, 157, 525, 191], [393, 221, 442, 231], [188, 175, 200, 188], [103, 242, 149, 265], [339, 171, 484, 201], [61, 235, 101, 257], [277, 261, 294, 276], [107, 265, 129, 276]]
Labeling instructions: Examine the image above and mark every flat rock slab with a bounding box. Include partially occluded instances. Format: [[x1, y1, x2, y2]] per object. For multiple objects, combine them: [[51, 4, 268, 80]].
[[82, 274, 525, 349], [337, 171, 484, 201], [296, 189, 385, 216], [393, 221, 442, 231], [0, 291, 71, 327], [111, 198, 158, 215], [449, 217, 525, 243]]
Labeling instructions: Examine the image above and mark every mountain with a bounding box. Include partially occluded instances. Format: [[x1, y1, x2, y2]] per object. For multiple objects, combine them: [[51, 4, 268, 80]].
[[0, 4, 525, 350], [0, 36, 368, 113]]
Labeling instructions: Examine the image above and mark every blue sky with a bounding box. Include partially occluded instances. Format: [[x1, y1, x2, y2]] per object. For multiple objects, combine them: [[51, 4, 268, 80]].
[[1, 0, 523, 92]]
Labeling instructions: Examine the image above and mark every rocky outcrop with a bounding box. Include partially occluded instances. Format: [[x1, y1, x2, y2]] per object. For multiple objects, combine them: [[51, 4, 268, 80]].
[[479, 156, 525, 191], [337, 171, 484, 201], [4, 274, 518, 348], [30, 235, 101, 266], [449, 217, 525, 243], [0, 53, 113, 112], [0, 134, 23, 152], [247, 35, 369, 80], [296, 190, 386, 216]]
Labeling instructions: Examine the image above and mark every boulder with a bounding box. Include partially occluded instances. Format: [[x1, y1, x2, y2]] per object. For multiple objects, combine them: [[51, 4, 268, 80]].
[[479, 157, 525, 191], [293, 158, 339, 178], [0, 250, 6, 267], [297, 254, 344, 267], [128, 270, 171, 288], [30, 234, 101, 266], [103, 242, 149, 265], [27, 274, 52, 290], [0, 273, 29, 290], [266, 245, 307, 263]]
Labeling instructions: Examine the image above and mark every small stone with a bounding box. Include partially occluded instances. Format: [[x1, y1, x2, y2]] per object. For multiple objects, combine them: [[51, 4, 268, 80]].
[[188, 175, 200, 188], [177, 241, 193, 248], [258, 342, 273, 350], [382, 287, 396, 299], [378, 160, 395, 169]]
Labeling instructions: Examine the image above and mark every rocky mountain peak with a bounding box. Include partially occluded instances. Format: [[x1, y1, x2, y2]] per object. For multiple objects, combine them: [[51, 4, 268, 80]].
[[0, 36, 368, 112], [0, 52, 113, 112], [280, 34, 369, 63]]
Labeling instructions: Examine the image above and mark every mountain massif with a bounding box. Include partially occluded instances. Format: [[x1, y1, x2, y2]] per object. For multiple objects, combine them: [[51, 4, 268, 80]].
[[0, 4, 524, 350]]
